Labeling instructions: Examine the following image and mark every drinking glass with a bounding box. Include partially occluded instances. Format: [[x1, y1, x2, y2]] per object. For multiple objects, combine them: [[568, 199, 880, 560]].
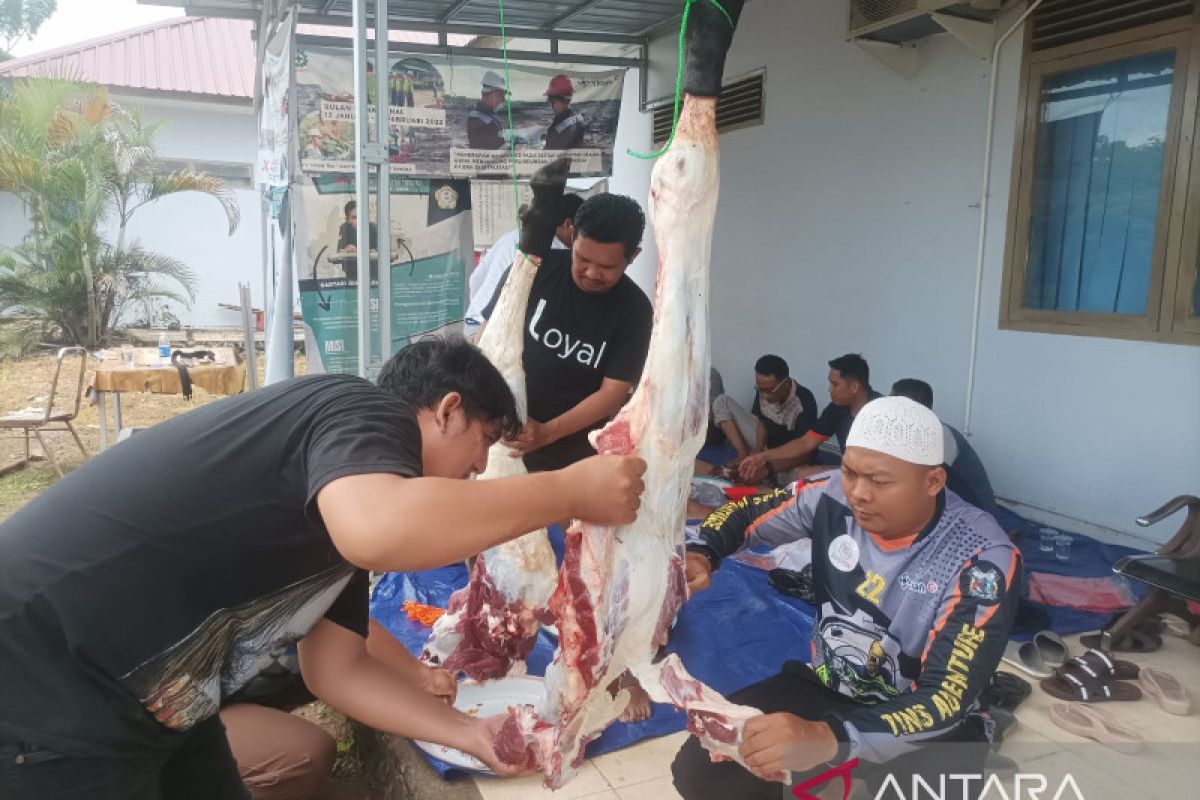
[[1038, 527, 1057, 552]]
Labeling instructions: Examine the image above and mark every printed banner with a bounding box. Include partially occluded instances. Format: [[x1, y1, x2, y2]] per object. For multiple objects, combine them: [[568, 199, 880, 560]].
[[296, 177, 470, 374], [256, 16, 292, 189], [294, 47, 624, 178], [470, 178, 609, 248]]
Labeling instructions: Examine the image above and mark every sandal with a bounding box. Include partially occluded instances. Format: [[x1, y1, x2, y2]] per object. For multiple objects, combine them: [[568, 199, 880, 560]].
[[1040, 673, 1142, 703], [1048, 702, 1144, 754], [1139, 667, 1192, 716], [1002, 640, 1054, 679], [1056, 648, 1139, 681], [1080, 628, 1163, 653], [984, 672, 1032, 711], [1033, 630, 1068, 668], [985, 707, 1018, 744], [1159, 613, 1193, 639]]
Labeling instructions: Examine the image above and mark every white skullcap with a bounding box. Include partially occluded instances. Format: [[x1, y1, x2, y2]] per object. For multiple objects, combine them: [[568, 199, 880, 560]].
[[846, 396, 944, 466]]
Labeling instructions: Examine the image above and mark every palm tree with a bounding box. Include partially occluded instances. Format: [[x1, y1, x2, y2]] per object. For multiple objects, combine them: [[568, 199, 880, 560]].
[[0, 77, 240, 347]]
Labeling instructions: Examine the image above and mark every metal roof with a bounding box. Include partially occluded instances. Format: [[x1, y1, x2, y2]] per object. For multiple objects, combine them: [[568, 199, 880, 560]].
[[0, 16, 256, 100], [140, 0, 685, 42], [0, 16, 471, 102]]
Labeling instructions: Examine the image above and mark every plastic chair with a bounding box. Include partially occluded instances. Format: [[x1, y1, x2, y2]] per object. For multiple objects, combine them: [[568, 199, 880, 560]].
[[0, 346, 90, 478]]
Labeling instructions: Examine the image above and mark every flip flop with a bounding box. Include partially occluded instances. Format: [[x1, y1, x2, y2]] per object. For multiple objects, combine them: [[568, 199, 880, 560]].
[[1080, 628, 1163, 653], [1159, 613, 1193, 639], [1139, 667, 1192, 716], [1048, 702, 1144, 754], [1002, 640, 1054, 679], [1040, 673, 1142, 703], [1057, 649, 1139, 681], [1033, 630, 1069, 668]]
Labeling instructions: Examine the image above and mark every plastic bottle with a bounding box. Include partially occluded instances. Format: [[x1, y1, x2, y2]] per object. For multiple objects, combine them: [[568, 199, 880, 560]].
[[158, 332, 170, 364]]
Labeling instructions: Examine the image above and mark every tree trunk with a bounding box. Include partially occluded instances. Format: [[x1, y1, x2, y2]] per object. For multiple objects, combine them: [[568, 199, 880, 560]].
[[80, 239, 99, 348]]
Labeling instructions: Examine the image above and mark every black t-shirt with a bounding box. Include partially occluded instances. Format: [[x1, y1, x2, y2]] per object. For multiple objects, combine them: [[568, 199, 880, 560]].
[[0, 375, 422, 756], [750, 380, 818, 449], [482, 251, 653, 470], [337, 221, 378, 251], [809, 390, 884, 451]]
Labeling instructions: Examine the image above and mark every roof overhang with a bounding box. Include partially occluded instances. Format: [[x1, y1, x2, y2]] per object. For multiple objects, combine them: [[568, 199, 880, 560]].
[[139, 1, 684, 44]]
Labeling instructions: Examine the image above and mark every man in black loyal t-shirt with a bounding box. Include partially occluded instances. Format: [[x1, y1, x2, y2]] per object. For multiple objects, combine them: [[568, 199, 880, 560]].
[[481, 194, 653, 472], [0, 338, 646, 799]]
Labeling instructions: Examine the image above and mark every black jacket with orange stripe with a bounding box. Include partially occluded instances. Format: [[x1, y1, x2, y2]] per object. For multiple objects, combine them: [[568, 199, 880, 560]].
[[688, 472, 1021, 763]]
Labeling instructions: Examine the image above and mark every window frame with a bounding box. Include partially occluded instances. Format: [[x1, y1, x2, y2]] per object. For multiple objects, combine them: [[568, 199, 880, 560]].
[[155, 158, 255, 191], [1000, 14, 1200, 346]]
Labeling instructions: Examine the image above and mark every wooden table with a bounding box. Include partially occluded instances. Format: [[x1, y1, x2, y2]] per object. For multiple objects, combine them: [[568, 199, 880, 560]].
[[93, 347, 245, 449]]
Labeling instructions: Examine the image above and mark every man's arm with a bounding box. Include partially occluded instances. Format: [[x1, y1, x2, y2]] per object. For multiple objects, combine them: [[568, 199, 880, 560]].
[[506, 378, 632, 455], [753, 419, 768, 453], [366, 619, 456, 702], [317, 455, 644, 573], [300, 619, 519, 773], [738, 431, 823, 481], [830, 544, 1022, 764], [684, 476, 828, 592]]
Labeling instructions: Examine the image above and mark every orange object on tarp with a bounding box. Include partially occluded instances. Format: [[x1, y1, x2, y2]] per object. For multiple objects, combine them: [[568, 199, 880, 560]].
[[403, 599, 447, 626], [723, 485, 759, 502]]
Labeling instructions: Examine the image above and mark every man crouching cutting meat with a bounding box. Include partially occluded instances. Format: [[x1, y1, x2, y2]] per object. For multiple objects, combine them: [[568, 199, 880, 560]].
[[677, 397, 1021, 799], [0, 336, 643, 799]]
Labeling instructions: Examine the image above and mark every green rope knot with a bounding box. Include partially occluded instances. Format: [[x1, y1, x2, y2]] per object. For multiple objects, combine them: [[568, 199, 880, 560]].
[[628, 0, 734, 160]]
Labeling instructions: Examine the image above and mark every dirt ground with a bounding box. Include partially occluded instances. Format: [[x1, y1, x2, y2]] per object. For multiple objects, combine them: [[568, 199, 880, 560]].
[[0, 346, 379, 799], [0, 349, 306, 520]]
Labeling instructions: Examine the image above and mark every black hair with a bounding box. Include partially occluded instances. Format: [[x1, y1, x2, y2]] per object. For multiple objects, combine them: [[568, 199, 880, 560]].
[[377, 337, 521, 439], [344, 200, 356, 217], [891, 378, 934, 409], [828, 353, 870, 389], [754, 354, 789, 380], [573, 193, 645, 258], [559, 194, 584, 225]]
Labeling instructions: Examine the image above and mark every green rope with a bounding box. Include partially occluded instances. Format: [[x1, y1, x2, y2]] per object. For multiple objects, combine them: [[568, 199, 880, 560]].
[[628, 0, 733, 160], [497, 0, 522, 229]]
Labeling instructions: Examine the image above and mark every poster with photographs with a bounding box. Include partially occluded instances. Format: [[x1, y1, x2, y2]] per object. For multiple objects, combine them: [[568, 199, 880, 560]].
[[294, 47, 624, 178], [296, 176, 471, 374]]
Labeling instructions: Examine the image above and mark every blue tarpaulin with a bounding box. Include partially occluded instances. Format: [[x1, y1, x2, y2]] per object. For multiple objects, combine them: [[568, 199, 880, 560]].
[[370, 510, 1149, 777]]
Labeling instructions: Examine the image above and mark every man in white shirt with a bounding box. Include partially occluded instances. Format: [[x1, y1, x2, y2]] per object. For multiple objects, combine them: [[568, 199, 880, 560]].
[[466, 195, 582, 329]]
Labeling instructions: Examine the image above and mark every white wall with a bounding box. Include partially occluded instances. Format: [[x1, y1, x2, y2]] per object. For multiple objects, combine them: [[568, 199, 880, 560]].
[[608, 68, 660, 293], [0, 193, 28, 249], [0, 98, 261, 330], [116, 95, 263, 329], [616, 0, 1199, 540]]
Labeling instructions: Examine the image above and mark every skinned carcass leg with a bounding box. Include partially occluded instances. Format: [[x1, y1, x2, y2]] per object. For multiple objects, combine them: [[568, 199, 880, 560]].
[[494, 1, 754, 784], [422, 159, 570, 679]]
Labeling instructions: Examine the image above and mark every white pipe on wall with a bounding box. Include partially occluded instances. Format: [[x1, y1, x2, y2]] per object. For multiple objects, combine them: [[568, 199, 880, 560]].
[[963, 0, 1043, 434]]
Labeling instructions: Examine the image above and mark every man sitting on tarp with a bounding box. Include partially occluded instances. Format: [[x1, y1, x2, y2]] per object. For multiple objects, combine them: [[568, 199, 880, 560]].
[[739, 353, 882, 485], [0, 337, 645, 800], [677, 397, 1021, 800], [708, 354, 820, 469]]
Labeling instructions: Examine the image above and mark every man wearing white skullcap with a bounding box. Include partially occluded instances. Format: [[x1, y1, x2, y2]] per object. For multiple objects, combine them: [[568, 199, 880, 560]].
[[674, 397, 1022, 800]]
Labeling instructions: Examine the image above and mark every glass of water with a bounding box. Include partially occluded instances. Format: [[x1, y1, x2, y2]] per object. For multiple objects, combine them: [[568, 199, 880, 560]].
[[1054, 533, 1072, 562], [121, 344, 134, 366], [1038, 527, 1057, 552]]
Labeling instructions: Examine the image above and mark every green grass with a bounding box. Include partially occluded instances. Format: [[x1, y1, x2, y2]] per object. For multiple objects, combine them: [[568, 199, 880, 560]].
[[0, 466, 58, 522]]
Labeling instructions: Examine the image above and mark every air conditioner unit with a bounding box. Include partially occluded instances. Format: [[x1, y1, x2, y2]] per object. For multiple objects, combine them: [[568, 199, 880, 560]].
[[848, 0, 1001, 44]]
